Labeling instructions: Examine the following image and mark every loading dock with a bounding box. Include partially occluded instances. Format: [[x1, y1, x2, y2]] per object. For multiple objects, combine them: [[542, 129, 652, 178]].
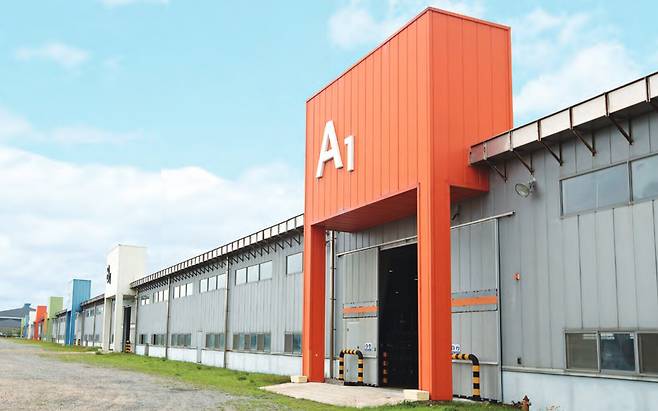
[[378, 244, 418, 389]]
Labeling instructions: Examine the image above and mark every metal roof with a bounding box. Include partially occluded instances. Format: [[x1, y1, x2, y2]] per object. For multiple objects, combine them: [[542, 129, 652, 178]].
[[130, 214, 304, 288], [470, 71, 658, 177], [55, 309, 68, 317], [80, 293, 105, 307]]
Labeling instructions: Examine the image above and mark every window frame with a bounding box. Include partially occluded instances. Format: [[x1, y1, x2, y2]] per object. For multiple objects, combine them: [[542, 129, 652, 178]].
[[286, 252, 303, 275], [638, 331, 658, 376], [259, 261, 273, 281]]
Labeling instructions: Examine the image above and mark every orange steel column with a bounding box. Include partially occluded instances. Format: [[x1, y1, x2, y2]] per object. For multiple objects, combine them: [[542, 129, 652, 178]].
[[302, 224, 326, 381]]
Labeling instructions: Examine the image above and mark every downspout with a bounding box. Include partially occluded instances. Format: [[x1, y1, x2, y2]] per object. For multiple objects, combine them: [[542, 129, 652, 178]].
[[92, 304, 96, 347], [165, 276, 172, 359], [134, 292, 139, 352], [222, 256, 230, 368], [329, 230, 336, 379]]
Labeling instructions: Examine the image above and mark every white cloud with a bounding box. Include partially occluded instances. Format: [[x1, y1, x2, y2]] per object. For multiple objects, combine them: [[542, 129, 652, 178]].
[[511, 8, 643, 123], [0, 105, 142, 145], [328, 0, 484, 49], [51, 126, 142, 144], [100, 0, 169, 7], [0, 146, 303, 310], [15, 42, 89, 69], [514, 42, 640, 120]]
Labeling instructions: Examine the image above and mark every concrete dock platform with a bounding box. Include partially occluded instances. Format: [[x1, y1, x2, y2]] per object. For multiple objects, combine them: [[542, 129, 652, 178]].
[[262, 382, 409, 408]]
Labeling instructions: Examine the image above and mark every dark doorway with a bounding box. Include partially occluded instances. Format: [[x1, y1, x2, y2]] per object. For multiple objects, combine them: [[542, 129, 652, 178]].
[[378, 244, 418, 388], [122, 306, 131, 351]]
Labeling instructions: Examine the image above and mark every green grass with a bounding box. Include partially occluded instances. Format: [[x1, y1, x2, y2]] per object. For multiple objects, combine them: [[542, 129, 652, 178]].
[[17, 339, 510, 410], [10, 337, 99, 352]]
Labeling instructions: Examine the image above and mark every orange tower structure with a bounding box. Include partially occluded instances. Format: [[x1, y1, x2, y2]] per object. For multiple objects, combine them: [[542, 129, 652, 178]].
[[33, 305, 47, 340], [302, 8, 512, 399]]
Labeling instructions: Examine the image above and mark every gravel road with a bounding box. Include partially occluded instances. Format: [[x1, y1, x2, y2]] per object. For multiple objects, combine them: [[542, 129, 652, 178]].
[[0, 339, 236, 410]]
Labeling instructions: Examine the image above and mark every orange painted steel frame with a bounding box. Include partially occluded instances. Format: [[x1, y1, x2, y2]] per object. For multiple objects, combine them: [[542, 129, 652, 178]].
[[33, 305, 47, 340], [303, 7, 512, 400]]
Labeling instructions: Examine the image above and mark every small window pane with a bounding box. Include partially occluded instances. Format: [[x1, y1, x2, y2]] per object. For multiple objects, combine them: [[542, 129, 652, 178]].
[[639, 333, 658, 374], [206, 333, 215, 348], [259, 261, 273, 280], [566, 333, 598, 370], [257, 334, 264, 351], [264, 334, 271, 353], [217, 333, 225, 350], [632, 155, 658, 201], [600, 332, 636, 372], [247, 265, 259, 282], [287, 253, 303, 275], [200, 278, 208, 293], [186, 283, 193, 296], [164, 289, 169, 301], [596, 165, 629, 208], [244, 334, 251, 350], [293, 333, 302, 354], [239, 334, 246, 350], [208, 276, 217, 291], [218, 274, 227, 289], [284, 333, 293, 353], [233, 333, 240, 350], [236, 268, 246, 285], [250, 334, 257, 351]]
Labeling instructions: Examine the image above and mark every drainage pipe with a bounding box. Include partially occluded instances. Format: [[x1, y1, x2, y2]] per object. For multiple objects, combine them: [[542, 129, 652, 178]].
[[222, 256, 231, 368], [328, 230, 336, 378]]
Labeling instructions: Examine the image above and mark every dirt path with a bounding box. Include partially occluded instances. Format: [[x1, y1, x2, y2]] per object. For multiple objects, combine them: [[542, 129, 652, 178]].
[[0, 339, 236, 410]]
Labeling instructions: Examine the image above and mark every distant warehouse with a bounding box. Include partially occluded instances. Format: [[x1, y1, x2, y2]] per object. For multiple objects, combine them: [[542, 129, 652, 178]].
[[48, 7, 658, 411]]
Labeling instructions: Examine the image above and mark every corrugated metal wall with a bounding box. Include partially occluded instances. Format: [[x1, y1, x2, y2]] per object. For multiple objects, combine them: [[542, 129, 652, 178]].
[[455, 109, 658, 371]]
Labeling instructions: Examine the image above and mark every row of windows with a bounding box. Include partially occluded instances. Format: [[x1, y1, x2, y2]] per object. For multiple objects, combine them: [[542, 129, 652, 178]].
[[566, 331, 658, 375], [199, 274, 228, 293], [232, 333, 272, 352], [171, 333, 192, 347], [173, 283, 194, 299], [235, 261, 273, 285], [561, 154, 658, 215], [233, 252, 303, 286], [84, 306, 103, 316], [136, 331, 300, 355], [82, 334, 100, 342]]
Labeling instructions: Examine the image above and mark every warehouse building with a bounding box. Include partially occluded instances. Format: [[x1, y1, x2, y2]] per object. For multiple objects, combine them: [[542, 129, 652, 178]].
[[0, 304, 31, 337], [34, 7, 658, 410]]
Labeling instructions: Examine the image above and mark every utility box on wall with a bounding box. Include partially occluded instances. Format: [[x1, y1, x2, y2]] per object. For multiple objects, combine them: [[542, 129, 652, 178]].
[[343, 315, 378, 385]]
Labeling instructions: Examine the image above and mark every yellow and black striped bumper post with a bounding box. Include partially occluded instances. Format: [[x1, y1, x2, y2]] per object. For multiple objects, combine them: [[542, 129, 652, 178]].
[[338, 349, 364, 386], [451, 353, 481, 401]]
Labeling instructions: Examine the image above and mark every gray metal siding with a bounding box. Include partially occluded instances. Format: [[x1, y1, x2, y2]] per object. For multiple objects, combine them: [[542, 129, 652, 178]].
[[455, 109, 658, 372]]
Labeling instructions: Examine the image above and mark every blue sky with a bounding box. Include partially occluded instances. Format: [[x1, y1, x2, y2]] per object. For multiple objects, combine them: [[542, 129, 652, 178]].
[[1, 0, 657, 309]]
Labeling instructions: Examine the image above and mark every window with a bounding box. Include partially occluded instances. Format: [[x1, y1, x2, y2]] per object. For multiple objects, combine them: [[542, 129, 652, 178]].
[[250, 334, 257, 351], [247, 265, 259, 283], [236, 268, 247, 285], [200, 278, 208, 293], [256, 333, 271, 352], [208, 275, 217, 291], [164, 289, 169, 301], [631, 155, 658, 201], [232, 333, 241, 351], [562, 164, 629, 215], [566, 332, 598, 370], [139, 334, 147, 344], [286, 252, 303, 275], [284, 333, 302, 355], [244, 334, 251, 350], [206, 333, 215, 349], [639, 333, 658, 374], [264, 333, 271, 353], [600, 332, 635, 372], [206, 333, 225, 350], [174, 286, 180, 299], [259, 261, 273, 280], [218, 273, 227, 289], [151, 334, 165, 346], [186, 282, 193, 296]]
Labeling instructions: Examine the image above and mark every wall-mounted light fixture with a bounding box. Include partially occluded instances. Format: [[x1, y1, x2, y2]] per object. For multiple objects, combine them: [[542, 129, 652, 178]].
[[514, 177, 536, 198]]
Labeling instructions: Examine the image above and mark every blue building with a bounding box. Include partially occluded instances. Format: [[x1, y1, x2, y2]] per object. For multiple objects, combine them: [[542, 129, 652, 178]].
[[63, 279, 91, 345]]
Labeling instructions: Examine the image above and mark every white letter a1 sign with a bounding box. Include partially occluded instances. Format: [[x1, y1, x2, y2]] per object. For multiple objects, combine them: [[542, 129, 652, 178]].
[[316, 120, 355, 178]]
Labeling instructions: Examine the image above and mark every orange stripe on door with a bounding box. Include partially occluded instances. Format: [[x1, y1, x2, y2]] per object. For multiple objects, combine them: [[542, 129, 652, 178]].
[[343, 305, 378, 314], [451, 295, 497, 307]]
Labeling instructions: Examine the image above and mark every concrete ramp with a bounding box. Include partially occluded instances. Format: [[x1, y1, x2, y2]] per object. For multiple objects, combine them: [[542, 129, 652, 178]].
[[262, 382, 407, 408]]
